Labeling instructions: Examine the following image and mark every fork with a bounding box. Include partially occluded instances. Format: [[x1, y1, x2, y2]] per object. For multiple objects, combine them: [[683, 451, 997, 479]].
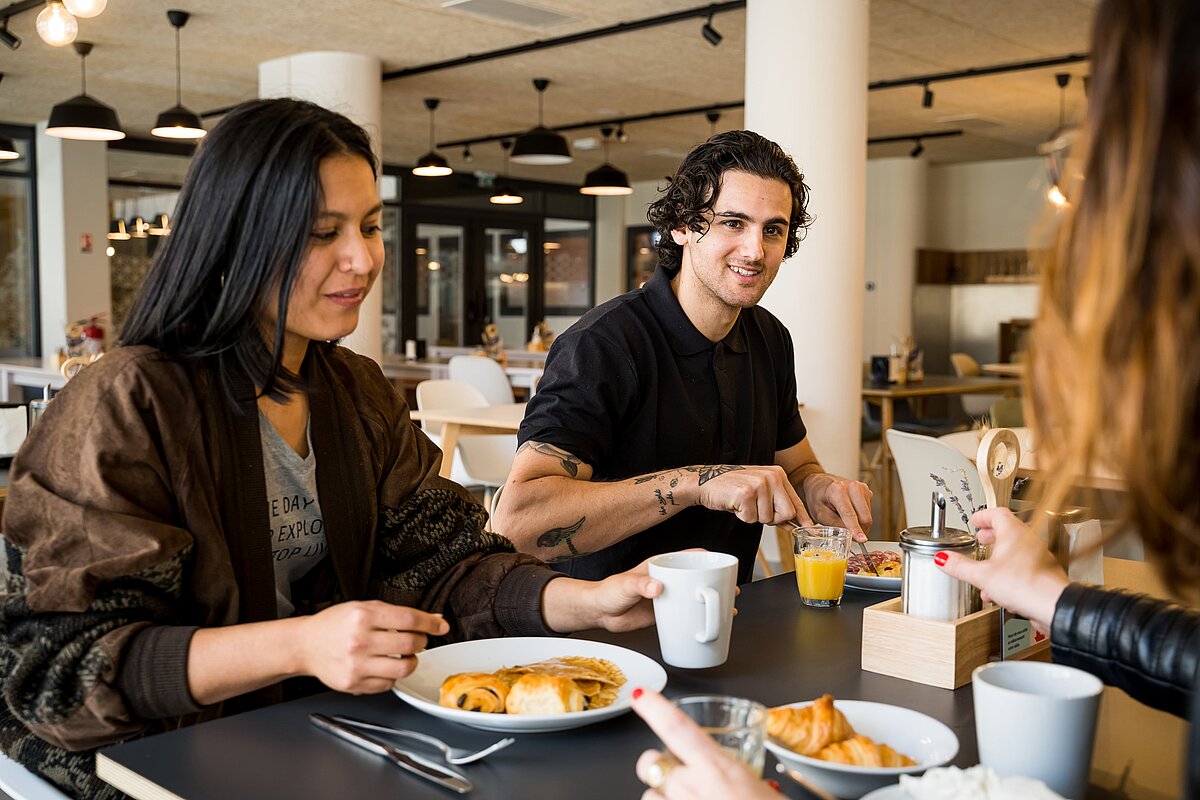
[[330, 715, 515, 765]]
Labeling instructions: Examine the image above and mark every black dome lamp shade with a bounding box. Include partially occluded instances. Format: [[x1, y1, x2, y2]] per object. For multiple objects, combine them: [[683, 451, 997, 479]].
[[580, 127, 632, 196], [152, 10, 205, 140], [413, 97, 452, 176], [46, 41, 125, 141], [0, 135, 19, 160], [511, 78, 571, 166]]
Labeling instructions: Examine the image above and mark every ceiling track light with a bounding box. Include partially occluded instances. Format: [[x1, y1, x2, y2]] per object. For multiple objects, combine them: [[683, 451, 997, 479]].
[[36, 0, 77, 46], [46, 41, 124, 141], [152, 10, 206, 140], [910, 139, 924, 158], [413, 97, 452, 176], [0, 18, 20, 49], [701, 12, 722, 46], [921, 83, 934, 108], [490, 138, 524, 204], [462, 144, 473, 163], [616, 123, 628, 144], [580, 125, 632, 196], [511, 78, 572, 165]]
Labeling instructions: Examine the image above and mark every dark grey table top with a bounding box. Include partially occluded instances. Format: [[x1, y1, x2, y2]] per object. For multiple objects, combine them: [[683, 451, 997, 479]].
[[98, 575, 978, 799]]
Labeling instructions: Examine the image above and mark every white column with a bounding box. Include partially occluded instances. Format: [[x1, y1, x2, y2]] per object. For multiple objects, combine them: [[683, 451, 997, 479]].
[[259, 51, 384, 364], [864, 157, 926, 361], [35, 123, 111, 362], [746, 0, 869, 480]]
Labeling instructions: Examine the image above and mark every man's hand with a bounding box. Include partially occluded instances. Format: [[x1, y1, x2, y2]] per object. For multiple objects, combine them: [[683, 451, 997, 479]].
[[800, 472, 873, 541], [693, 464, 812, 526]]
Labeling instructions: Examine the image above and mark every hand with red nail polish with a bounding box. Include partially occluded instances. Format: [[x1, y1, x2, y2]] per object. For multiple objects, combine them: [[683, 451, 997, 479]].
[[933, 551, 948, 567], [632, 688, 780, 799]]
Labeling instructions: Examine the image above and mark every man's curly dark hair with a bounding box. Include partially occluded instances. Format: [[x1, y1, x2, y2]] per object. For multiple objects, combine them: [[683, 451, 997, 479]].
[[646, 130, 812, 273]]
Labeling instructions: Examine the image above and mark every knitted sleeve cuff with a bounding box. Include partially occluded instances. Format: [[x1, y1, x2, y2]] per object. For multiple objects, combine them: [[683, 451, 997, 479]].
[[117, 625, 205, 720]]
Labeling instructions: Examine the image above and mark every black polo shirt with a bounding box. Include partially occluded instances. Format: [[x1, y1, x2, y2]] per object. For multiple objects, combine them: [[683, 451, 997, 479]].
[[518, 267, 807, 583]]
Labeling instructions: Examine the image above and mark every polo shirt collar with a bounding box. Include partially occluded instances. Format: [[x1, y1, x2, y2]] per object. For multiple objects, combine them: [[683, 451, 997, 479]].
[[646, 267, 748, 356]]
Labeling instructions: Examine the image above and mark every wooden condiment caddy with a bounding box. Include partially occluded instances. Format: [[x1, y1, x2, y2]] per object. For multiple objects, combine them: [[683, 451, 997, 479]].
[[861, 599, 1050, 689]]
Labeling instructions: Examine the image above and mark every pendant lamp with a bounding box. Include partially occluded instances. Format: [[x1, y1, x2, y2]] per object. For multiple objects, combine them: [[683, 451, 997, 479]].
[[511, 78, 571, 165], [63, 0, 106, 17], [490, 139, 524, 205], [46, 41, 125, 141], [152, 10, 205, 140], [0, 135, 19, 160], [413, 98, 452, 176], [580, 127, 632, 196], [1038, 73, 1074, 207]]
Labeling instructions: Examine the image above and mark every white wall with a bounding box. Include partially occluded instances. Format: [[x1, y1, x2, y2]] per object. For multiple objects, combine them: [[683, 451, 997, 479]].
[[926, 157, 1056, 250], [863, 157, 926, 361]]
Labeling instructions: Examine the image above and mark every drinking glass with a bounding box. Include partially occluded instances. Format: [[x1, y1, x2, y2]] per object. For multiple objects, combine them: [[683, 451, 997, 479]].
[[671, 695, 767, 777], [791, 526, 851, 607]]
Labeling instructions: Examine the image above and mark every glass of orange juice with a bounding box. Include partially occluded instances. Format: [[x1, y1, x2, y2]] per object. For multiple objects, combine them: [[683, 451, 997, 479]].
[[791, 527, 851, 607]]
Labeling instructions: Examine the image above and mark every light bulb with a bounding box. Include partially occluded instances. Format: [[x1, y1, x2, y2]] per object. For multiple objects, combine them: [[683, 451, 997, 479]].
[[36, 1, 77, 47], [63, 0, 106, 17], [1047, 184, 1067, 207]]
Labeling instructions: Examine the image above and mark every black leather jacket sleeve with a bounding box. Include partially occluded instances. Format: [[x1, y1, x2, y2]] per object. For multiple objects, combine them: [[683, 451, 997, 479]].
[[1051, 583, 1199, 717]]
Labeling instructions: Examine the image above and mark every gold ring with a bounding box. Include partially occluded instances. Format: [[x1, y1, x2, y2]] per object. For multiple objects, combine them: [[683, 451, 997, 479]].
[[644, 753, 679, 790]]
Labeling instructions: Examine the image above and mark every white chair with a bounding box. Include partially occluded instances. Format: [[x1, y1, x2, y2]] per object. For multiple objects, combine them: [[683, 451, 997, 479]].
[[448, 356, 514, 406], [0, 752, 71, 800], [415, 379, 515, 503], [885, 428, 987, 531], [1, 403, 29, 461], [949, 352, 1003, 422]]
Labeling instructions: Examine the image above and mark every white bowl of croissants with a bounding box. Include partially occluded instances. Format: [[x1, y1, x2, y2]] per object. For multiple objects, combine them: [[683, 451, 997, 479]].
[[764, 695, 959, 798]]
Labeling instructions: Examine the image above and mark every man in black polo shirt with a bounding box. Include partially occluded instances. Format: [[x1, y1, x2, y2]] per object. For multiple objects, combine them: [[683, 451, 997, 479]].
[[495, 131, 872, 583]]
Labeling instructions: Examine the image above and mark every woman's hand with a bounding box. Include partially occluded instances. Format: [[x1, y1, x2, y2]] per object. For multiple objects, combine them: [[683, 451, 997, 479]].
[[296, 601, 449, 694], [632, 688, 778, 800], [936, 507, 1070, 631], [541, 560, 663, 633]]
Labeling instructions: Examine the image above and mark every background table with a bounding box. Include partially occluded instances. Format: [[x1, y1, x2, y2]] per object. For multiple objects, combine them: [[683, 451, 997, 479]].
[[862, 375, 1020, 537], [410, 403, 526, 479]]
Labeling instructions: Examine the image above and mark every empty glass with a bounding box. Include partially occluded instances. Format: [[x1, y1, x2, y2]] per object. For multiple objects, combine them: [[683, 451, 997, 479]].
[[671, 695, 767, 777]]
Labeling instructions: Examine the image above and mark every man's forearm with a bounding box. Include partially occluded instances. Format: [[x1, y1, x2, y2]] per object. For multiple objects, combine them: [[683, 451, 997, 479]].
[[496, 467, 706, 561]]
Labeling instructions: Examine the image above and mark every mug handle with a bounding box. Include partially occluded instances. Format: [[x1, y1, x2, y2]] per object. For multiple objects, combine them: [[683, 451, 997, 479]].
[[694, 587, 721, 643]]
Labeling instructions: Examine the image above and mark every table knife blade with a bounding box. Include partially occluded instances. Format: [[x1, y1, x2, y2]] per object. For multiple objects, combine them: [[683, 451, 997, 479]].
[[310, 713, 473, 794]]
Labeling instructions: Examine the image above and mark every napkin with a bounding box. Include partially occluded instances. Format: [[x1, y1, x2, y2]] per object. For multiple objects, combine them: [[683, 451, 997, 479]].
[[0, 405, 28, 457]]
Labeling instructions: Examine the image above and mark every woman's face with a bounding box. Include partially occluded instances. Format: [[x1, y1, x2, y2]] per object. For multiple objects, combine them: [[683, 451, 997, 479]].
[[268, 154, 384, 359]]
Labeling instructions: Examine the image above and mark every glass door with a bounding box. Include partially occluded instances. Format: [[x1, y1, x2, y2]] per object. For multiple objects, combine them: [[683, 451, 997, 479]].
[[483, 226, 531, 352], [414, 222, 465, 347]]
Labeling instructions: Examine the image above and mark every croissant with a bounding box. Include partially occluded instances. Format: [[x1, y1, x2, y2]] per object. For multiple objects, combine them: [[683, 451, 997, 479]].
[[767, 695, 855, 756], [439, 672, 510, 713], [815, 735, 916, 767], [504, 674, 586, 715]]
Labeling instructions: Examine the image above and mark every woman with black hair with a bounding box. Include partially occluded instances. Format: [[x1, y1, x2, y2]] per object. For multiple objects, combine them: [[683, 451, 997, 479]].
[[0, 98, 660, 799]]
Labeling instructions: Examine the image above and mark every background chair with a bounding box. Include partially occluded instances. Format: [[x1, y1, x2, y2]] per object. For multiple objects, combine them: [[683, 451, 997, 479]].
[[989, 397, 1025, 428], [1, 402, 29, 465], [885, 428, 987, 530], [448, 355, 514, 406], [415, 379, 515, 505], [949, 352, 1003, 422]]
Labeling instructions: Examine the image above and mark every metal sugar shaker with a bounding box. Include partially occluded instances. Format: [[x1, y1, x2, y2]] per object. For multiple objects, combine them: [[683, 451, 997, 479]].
[[899, 492, 982, 621]]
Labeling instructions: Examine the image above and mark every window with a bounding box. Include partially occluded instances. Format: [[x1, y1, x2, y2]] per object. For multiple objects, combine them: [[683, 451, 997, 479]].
[[0, 125, 37, 358]]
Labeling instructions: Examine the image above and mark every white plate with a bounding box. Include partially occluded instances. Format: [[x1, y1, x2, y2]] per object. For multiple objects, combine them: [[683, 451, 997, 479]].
[[765, 699, 958, 799], [392, 637, 667, 733], [860, 786, 907, 800], [845, 542, 902, 593]]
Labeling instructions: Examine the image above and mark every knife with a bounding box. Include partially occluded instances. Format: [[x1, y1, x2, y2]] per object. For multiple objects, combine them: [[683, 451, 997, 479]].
[[310, 713, 474, 794], [780, 518, 880, 576]]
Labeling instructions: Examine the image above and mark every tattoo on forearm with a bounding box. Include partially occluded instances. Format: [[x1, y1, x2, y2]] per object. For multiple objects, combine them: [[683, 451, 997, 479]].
[[518, 441, 582, 477], [634, 470, 681, 487], [684, 464, 745, 486], [537, 516, 586, 558], [653, 488, 678, 516]]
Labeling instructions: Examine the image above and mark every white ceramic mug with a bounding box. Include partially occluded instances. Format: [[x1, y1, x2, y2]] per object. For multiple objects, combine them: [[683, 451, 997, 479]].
[[972, 661, 1104, 799], [648, 551, 737, 669]]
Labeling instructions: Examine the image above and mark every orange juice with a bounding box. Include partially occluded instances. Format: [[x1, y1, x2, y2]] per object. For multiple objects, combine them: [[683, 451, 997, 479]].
[[794, 550, 848, 605]]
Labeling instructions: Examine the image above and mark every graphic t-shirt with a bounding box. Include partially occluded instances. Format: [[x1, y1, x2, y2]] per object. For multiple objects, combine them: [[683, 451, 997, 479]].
[[259, 410, 327, 617]]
